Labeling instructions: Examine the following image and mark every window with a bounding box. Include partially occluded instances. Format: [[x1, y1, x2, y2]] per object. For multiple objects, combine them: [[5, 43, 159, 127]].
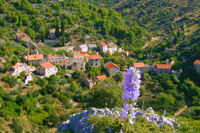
[[96, 63, 98, 66]]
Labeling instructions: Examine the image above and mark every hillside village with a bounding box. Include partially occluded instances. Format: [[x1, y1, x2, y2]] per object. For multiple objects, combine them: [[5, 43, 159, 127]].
[[11, 30, 192, 89], [0, 0, 200, 132]]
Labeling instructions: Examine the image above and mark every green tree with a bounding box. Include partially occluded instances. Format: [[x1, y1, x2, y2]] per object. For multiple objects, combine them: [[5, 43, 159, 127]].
[[41, 29, 45, 42], [47, 113, 60, 127], [36, 78, 48, 87], [9, 76, 17, 88], [55, 17, 60, 37], [69, 81, 79, 92], [48, 75, 58, 85], [12, 118, 23, 133]]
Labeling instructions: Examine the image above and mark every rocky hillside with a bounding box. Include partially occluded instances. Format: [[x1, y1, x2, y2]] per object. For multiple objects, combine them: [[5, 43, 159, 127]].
[[58, 107, 178, 132]]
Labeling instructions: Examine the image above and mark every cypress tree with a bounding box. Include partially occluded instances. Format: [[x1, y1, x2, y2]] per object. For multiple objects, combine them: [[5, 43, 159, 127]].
[[55, 17, 60, 37], [41, 29, 44, 42], [61, 17, 65, 46]]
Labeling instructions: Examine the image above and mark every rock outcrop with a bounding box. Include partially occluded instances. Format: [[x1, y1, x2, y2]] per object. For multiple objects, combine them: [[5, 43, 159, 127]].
[[57, 107, 177, 133]]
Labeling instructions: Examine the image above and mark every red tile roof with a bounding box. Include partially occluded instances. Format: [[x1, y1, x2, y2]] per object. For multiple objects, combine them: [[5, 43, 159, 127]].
[[96, 75, 107, 80], [157, 64, 171, 69], [27, 54, 43, 60], [101, 42, 107, 46], [48, 54, 53, 58], [41, 62, 54, 69], [12, 64, 20, 69], [194, 60, 200, 65], [75, 55, 84, 58], [18, 33, 30, 39], [106, 62, 120, 69], [134, 62, 144, 68], [88, 55, 101, 59], [80, 51, 86, 55], [73, 49, 79, 52], [123, 51, 129, 53]]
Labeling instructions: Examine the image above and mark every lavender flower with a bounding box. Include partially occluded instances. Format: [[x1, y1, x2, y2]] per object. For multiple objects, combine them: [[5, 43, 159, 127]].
[[121, 67, 141, 125]]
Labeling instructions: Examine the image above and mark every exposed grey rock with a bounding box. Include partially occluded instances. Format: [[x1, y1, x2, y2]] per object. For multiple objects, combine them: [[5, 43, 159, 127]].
[[57, 107, 178, 133], [146, 107, 154, 114]]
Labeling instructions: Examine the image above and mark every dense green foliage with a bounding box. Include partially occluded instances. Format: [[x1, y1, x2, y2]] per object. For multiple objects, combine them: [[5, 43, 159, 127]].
[[0, 0, 200, 132], [88, 116, 174, 132]]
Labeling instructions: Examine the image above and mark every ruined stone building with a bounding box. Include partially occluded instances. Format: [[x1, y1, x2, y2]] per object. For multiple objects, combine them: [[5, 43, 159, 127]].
[[46, 54, 85, 71]]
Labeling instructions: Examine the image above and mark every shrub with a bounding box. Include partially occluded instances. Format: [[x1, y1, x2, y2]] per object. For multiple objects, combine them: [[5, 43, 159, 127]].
[[36, 78, 48, 87], [2, 76, 9, 82]]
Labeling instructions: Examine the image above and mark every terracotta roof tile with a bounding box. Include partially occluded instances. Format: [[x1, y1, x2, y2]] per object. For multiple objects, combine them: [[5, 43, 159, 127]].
[[41, 62, 54, 69], [96, 75, 107, 80], [157, 64, 171, 69], [134, 62, 144, 68], [194, 60, 200, 65], [12, 64, 20, 69], [48, 54, 53, 58], [18, 33, 30, 39], [123, 51, 129, 53], [27, 54, 43, 60], [73, 49, 79, 52], [75, 55, 84, 58], [101, 42, 107, 46], [89, 55, 101, 59], [106, 62, 120, 69], [80, 51, 86, 55]]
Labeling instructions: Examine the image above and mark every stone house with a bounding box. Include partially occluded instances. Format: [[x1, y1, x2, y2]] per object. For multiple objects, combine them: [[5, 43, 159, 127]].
[[30, 49, 39, 55], [165, 47, 176, 53], [172, 70, 181, 79], [88, 44, 97, 51], [105, 62, 120, 77], [98, 42, 107, 52], [194, 60, 200, 74], [88, 55, 101, 67], [28, 41, 36, 49], [10, 63, 29, 76], [78, 44, 88, 52], [72, 55, 85, 70], [156, 64, 171, 75], [134, 62, 149, 74], [147, 53, 153, 60], [44, 39, 58, 46], [16, 32, 31, 42], [84, 79, 96, 89], [46, 54, 85, 71], [123, 51, 129, 56], [84, 75, 107, 89], [107, 43, 118, 55], [26, 54, 44, 65], [49, 29, 57, 40], [37, 62, 58, 77]]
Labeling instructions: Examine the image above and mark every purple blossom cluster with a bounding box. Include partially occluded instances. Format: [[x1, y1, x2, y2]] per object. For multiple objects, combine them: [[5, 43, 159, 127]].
[[121, 67, 141, 125]]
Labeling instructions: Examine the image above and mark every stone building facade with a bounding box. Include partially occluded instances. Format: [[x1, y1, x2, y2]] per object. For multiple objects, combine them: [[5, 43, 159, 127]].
[[105, 62, 120, 77], [26, 54, 44, 65], [37, 62, 58, 77], [194, 60, 200, 74], [156, 64, 171, 74], [88, 55, 101, 67]]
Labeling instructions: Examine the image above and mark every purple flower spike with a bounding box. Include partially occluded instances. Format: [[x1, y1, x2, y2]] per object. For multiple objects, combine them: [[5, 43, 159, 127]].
[[121, 67, 141, 125]]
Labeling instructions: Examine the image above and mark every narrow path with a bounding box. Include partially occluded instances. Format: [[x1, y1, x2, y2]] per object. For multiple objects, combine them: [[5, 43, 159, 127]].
[[174, 105, 188, 117], [142, 37, 160, 49], [111, 0, 127, 9]]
